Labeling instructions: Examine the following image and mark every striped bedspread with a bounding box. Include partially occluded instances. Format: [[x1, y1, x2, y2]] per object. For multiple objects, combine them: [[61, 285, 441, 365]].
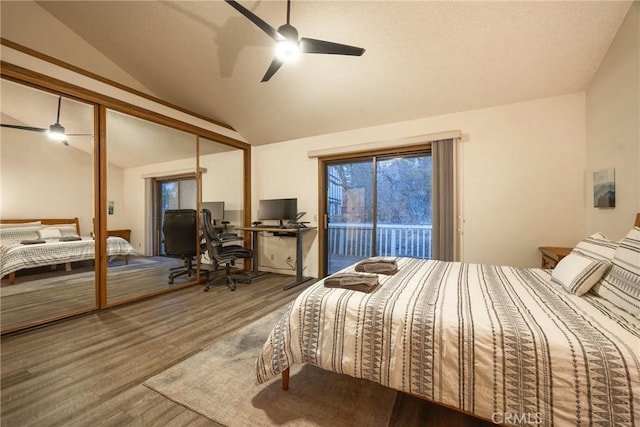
[[0, 237, 138, 278], [256, 257, 640, 426]]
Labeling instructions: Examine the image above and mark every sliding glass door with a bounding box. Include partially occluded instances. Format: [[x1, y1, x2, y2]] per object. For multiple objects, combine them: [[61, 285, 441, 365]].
[[324, 151, 432, 275]]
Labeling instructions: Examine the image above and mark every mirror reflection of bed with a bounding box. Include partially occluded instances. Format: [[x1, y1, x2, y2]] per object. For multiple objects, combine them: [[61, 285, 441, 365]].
[[0, 215, 192, 329], [0, 79, 245, 332]]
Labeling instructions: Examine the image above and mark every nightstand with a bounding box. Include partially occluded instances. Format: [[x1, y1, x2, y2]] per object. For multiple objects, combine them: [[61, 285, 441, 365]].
[[538, 246, 572, 269]]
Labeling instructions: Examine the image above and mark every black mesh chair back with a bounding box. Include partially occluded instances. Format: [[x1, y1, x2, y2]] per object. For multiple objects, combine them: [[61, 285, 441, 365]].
[[163, 209, 199, 284]]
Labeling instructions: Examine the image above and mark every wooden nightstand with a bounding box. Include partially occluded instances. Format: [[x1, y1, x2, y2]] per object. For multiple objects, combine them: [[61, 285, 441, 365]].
[[538, 246, 572, 269]]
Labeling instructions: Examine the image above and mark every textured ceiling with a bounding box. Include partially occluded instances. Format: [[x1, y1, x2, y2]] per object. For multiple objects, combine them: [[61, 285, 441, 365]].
[[1, 1, 633, 145]]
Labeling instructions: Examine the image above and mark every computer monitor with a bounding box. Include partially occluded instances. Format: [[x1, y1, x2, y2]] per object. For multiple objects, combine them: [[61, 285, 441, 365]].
[[258, 198, 297, 225], [201, 201, 225, 223]]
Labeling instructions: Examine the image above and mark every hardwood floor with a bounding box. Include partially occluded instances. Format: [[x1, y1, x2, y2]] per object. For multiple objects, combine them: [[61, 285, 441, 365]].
[[0, 256, 207, 331], [1, 273, 491, 427]]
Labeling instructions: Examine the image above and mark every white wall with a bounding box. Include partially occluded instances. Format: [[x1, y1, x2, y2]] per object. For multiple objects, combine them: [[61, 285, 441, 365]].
[[253, 93, 588, 277], [0, 130, 95, 234], [586, 2, 640, 239], [200, 150, 244, 223]]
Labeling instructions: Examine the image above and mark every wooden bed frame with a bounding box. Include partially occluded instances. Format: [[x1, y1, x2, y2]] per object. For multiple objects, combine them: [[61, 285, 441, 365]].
[[1, 218, 81, 285]]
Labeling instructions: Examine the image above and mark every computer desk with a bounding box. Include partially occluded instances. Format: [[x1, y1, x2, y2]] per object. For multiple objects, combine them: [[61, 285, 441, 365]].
[[236, 225, 316, 290]]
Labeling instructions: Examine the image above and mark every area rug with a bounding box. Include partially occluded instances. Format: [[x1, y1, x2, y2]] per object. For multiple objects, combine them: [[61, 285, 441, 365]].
[[144, 307, 398, 427]]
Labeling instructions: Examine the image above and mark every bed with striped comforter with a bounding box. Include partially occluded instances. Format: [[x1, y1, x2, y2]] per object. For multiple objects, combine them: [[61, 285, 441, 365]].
[[256, 257, 640, 426], [0, 237, 138, 279]]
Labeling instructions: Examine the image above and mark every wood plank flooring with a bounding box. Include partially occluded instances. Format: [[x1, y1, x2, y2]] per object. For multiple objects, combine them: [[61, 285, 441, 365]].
[[1, 256, 208, 331], [1, 273, 491, 427]]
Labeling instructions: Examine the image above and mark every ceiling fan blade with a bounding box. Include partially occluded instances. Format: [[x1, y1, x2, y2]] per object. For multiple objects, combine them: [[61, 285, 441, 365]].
[[300, 38, 365, 56], [225, 0, 283, 42], [0, 124, 48, 133], [262, 58, 284, 82]]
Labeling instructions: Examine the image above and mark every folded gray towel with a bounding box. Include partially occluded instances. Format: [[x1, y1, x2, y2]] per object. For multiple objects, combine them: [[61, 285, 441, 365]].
[[324, 273, 379, 293], [20, 239, 46, 245], [355, 257, 398, 275]]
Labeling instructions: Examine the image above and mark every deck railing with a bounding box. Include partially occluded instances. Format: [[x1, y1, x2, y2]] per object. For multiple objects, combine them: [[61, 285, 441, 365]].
[[328, 223, 433, 259]]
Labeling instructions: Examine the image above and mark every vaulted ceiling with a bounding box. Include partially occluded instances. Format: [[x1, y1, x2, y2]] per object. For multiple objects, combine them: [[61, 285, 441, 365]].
[[0, 1, 633, 146]]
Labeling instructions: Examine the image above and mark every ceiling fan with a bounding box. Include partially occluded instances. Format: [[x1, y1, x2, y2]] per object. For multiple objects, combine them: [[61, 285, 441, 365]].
[[225, 0, 365, 82], [0, 96, 92, 146]]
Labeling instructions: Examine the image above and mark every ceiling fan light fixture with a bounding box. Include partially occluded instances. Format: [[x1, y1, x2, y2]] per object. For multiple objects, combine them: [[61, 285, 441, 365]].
[[47, 123, 67, 141], [275, 39, 300, 62], [225, 0, 365, 81]]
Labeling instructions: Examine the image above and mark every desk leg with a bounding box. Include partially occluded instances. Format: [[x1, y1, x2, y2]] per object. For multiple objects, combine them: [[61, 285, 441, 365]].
[[295, 231, 303, 282], [248, 230, 269, 280], [283, 231, 313, 290], [251, 230, 260, 277]]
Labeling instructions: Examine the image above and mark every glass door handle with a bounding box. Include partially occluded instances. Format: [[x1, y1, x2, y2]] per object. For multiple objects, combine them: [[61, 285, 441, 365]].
[[323, 214, 329, 229]]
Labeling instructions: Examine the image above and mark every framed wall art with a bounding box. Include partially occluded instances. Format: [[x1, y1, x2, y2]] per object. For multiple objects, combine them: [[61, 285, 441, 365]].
[[593, 168, 615, 208]]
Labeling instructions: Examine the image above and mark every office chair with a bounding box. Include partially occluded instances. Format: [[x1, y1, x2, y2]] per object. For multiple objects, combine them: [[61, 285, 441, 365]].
[[201, 208, 253, 291], [163, 209, 202, 284]]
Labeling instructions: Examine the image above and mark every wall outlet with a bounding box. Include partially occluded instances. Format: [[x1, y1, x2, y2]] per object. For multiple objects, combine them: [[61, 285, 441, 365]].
[[270, 253, 275, 261]]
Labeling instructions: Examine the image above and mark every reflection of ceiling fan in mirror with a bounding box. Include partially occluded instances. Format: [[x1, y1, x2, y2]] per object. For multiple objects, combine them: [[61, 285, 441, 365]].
[[0, 96, 92, 146]]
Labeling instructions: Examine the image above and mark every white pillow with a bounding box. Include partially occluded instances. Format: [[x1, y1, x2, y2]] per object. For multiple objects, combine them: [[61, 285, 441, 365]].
[[551, 253, 611, 296], [37, 227, 62, 240], [593, 227, 640, 315], [572, 232, 618, 262], [44, 224, 79, 237], [0, 226, 41, 241]]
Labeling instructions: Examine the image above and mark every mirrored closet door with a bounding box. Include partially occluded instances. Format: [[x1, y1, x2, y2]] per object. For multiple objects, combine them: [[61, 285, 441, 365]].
[[0, 79, 97, 332], [105, 109, 200, 305]]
